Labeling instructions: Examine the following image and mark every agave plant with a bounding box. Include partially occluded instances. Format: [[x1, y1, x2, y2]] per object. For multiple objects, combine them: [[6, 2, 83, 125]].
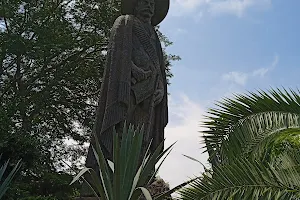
[[179, 88, 300, 199], [0, 155, 22, 199], [71, 124, 188, 200]]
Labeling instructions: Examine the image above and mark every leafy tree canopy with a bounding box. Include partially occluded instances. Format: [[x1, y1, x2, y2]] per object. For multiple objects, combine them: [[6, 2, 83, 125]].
[[0, 0, 179, 199]]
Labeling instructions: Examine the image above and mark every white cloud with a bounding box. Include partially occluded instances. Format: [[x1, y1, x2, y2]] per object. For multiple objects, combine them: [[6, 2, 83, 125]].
[[159, 94, 209, 189], [222, 54, 279, 85], [252, 54, 279, 77], [171, 0, 208, 15], [170, 0, 272, 19], [271, 54, 279, 67], [208, 0, 271, 17], [222, 71, 249, 85], [252, 67, 270, 77], [208, 0, 253, 17], [194, 11, 204, 23], [174, 28, 188, 36]]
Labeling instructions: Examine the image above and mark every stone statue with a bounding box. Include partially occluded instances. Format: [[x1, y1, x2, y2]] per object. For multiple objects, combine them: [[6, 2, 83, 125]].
[[82, 0, 169, 196]]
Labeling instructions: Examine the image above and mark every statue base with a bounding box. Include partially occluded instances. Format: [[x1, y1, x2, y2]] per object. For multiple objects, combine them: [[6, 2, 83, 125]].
[[75, 177, 172, 200]]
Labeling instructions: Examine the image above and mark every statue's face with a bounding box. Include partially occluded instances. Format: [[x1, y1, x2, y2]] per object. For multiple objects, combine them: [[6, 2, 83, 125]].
[[135, 0, 155, 20]]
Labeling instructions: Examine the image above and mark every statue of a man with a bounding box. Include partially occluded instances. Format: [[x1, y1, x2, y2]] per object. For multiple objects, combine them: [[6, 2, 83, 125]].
[[83, 0, 169, 195]]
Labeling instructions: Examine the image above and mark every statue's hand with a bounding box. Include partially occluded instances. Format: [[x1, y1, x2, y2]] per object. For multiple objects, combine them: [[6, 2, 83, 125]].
[[154, 88, 164, 106], [132, 64, 152, 83]]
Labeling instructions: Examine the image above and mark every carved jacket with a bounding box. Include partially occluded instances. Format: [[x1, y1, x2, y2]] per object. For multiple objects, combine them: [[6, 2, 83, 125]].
[[92, 14, 168, 154]]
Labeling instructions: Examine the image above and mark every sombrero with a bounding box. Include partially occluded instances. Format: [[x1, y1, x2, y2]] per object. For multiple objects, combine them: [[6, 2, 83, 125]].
[[121, 0, 170, 25]]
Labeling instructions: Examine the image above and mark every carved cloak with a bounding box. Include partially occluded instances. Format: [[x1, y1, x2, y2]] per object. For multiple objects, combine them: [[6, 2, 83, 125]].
[[85, 14, 168, 168]]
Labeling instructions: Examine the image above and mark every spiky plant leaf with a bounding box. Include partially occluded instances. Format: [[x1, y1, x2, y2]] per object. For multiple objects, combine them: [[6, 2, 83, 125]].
[[139, 141, 176, 186], [137, 187, 153, 200], [70, 167, 91, 186], [92, 136, 113, 200], [0, 158, 21, 199], [154, 178, 198, 200], [71, 124, 185, 200]]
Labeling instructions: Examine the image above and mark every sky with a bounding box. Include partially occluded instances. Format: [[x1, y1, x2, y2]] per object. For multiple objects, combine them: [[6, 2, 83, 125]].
[[158, 0, 300, 189]]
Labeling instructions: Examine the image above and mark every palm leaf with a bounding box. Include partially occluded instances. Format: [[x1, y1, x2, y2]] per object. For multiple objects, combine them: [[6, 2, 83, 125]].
[[185, 88, 300, 200], [220, 112, 300, 162], [203, 88, 300, 165], [179, 157, 300, 200]]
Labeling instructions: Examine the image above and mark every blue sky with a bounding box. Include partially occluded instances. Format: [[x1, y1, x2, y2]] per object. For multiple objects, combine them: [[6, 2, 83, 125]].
[[157, 0, 300, 189]]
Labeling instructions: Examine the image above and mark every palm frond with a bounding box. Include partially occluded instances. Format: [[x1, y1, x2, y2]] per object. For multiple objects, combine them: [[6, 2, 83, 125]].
[[179, 157, 300, 200], [183, 88, 300, 200], [203, 88, 300, 165], [220, 112, 300, 162], [271, 146, 300, 171]]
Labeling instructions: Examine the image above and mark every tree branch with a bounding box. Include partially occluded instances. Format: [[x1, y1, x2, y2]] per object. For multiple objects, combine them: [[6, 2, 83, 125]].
[[0, 48, 6, 76], [29, 0, 74, 41], [3, 16, 10, 34], [26, 45, 100, 91]]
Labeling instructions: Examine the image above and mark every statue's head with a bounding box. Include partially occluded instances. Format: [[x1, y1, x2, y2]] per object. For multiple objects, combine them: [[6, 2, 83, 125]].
[[121, 0, 170, 26], [134, 0, 155, 23]]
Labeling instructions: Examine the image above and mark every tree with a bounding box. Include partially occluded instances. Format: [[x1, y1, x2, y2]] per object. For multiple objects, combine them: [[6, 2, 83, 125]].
[[0, 0, 178, 199], [180, 88, 300, 199]]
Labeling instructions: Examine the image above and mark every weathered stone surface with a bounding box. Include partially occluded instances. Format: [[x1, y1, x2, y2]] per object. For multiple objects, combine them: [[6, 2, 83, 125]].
[[121, 0, 169, 26], [80, 0, 170, 197], [139, 178, 173, 200]]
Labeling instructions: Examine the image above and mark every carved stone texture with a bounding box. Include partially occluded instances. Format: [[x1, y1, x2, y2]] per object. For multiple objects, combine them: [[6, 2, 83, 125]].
[[139, 178, 173, 200], [80, 0, 169, 197]]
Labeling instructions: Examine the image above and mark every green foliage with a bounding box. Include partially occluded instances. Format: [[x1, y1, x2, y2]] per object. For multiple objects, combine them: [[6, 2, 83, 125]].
[[219, 112, 300, 164], [203, 88, 300, 165], [0, 156, 21, 199], [19, 197, 58, 200], [268, 129, 300, 158], [71, 124, 187, 200], [155, 26, 181, 83], [5, 170, 80, 200], [179, 88, 300, 199], [0, 0, 178, 198], [180, 157, 300, 200]]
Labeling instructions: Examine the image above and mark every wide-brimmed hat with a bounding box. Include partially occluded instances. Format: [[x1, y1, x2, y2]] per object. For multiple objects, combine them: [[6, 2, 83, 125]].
[[121, 0, 170, 25]]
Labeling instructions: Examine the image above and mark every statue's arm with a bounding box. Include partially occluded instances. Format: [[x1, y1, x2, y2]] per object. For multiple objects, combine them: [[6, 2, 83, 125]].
[[111, 15, 152, 85], [131, 62, 152, 84]]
